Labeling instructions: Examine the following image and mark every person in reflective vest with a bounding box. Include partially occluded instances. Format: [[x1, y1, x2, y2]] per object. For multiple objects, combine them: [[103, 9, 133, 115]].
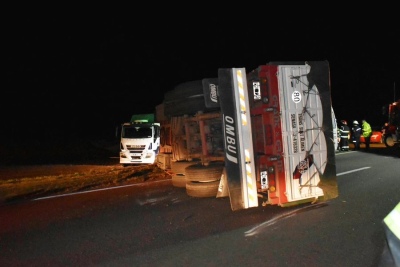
[[362, 119, 372, 151], [339, 120, 350, 151]]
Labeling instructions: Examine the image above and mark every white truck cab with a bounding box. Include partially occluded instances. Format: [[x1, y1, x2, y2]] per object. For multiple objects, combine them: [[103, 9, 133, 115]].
[[119, 114, 160, 166]]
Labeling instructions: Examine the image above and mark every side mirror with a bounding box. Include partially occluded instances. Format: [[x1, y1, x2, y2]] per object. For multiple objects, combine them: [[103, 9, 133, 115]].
[[115, 125, 121, 139]]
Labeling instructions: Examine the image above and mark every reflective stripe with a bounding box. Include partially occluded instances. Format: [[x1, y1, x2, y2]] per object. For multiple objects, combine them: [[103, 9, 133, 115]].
[[384, 202, 400, 239], [245, 149, 257, 206], [237, 70, 247, 126]]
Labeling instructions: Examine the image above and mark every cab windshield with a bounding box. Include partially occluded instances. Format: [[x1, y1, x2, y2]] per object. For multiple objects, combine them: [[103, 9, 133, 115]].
[[123, 127, 152, 138]]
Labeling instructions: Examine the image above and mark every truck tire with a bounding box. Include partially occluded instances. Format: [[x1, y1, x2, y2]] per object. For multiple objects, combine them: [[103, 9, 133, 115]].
[[170, 160, 199, 188], [185, 162, 224, 182], [171, 174, 186, 188], [171, 160, 197, 176], [164, 80, 219, 116], [164, 96, 207, 117], [164, 80, 204, 102], [384, 135, 396, 147], [186, 180, 220, 198]]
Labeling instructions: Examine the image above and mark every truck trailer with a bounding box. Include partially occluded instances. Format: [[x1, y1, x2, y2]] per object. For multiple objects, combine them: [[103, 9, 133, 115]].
[[156, 61, 338, 210]]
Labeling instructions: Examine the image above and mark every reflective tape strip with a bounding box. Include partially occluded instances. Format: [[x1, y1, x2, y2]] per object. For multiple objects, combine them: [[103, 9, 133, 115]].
[[245, 149, 257, 206], [384, 202, 400, 239], [236, 70, 247, 126], [232, 68, 257, 208]]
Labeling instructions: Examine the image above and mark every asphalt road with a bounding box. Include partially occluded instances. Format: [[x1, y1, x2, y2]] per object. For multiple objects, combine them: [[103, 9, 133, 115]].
[[0, 145, 399, 266]]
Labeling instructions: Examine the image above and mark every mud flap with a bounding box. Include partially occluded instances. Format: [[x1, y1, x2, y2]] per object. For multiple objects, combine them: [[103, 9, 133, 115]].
[[202, 78, 220, 108], [317, 175, 339, 201], [216, 168, 229, 198]]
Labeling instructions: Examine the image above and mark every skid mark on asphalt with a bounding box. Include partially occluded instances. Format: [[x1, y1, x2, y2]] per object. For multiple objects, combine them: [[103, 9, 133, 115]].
[[244, 202, 328, 237], [136, 192, 183, 206], [244, 167, 371, 237]]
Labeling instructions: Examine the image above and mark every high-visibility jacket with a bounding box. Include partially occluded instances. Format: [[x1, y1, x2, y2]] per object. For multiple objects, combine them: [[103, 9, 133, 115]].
[[362, 121, 372, 137]]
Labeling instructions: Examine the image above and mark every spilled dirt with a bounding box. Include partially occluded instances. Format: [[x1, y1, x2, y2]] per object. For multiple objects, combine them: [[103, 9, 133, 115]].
[[0, 163, 171, 204]]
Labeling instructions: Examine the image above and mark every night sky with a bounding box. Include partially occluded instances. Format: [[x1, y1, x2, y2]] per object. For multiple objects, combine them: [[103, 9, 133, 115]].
[[3, 16, 400, 148]]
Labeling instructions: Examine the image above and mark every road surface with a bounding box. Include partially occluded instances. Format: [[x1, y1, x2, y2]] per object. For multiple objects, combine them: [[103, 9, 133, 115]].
[[0, 146, 399, 266]]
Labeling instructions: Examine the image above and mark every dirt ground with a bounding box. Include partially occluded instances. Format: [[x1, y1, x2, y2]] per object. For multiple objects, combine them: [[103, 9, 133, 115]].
[[0, 139, 172, 204], [0, 162, 171, 204]]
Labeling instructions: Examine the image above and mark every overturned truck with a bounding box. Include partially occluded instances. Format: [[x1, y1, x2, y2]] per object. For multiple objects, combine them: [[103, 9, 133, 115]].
[[156, 61, 338, 211]]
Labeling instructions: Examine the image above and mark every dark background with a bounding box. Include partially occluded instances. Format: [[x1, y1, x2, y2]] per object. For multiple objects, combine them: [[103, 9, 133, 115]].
[[2, 16, 399, 163]]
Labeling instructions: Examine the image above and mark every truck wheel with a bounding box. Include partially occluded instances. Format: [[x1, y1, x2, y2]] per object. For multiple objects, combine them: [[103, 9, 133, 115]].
[[163, 79, 219, 116], [170, 161, 199, 188], [171, 174, 186, 188], [164, 97, 208, 117], [186, 180, 220, 198], [164, 80, 204, 102], [384, 135, 395, 147], [171, 161, 197, 176], [185, 162, 224, 182]]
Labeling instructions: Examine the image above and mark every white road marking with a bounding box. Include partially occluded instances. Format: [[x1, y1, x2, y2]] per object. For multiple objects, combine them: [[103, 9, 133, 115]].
[[33, 166, 371, 204], [337, 167, 371, 176], [33, 179, 170, 201]]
